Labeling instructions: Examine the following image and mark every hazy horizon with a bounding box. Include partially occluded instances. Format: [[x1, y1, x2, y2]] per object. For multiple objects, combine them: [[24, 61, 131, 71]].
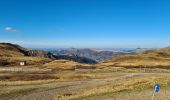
[[0, 40, 168, 49]]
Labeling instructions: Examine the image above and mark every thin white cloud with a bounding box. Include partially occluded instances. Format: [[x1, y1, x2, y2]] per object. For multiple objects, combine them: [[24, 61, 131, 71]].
[[4, 27, 17, 32], [0, 40, 23, 44]]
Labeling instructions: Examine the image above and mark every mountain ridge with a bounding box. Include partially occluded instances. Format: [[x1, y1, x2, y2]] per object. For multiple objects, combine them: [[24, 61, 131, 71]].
[[50, 48, 133, 62], [0, 43, 98, 65]]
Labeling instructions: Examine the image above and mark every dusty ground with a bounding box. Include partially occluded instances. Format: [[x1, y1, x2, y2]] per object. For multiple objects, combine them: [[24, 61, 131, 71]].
[[0, 73, 160, 100], [78, 88, 170, 100]]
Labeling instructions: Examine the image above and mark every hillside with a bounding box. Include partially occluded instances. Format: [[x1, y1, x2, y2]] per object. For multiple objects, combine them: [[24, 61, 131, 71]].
[[108, 46, 170, 68], [0, 43, 98, 66], [0, 43, 28, 57], [0, 43, 52, 66]]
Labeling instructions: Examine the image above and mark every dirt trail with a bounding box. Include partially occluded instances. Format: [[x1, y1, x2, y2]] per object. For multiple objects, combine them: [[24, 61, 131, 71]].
[[82, 88, 170, 100], [0, 73, 159, 100]]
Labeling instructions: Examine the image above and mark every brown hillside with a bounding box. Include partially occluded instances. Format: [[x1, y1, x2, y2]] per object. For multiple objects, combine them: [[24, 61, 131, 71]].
[[0, 43, 27, 57], [106, 46, 170, 69], [0, 43, 52, 66]]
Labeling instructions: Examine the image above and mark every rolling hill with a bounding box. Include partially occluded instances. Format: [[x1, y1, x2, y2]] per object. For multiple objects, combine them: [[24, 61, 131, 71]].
[[0, 43, 52, 66], [107, 46, 170, 68], [0, 43, 98, 66]]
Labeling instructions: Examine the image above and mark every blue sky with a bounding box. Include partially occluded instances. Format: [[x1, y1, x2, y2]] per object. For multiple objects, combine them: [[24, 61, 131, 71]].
[[0, 0, 170, 48]]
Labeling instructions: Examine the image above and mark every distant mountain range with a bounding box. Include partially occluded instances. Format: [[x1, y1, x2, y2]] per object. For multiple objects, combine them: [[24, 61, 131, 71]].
[[50, 48, 140, 62], [0, 43, 157, 66], [0, 43, 97, 66]]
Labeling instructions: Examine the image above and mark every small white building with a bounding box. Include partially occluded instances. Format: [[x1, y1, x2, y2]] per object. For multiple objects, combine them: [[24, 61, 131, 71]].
[[20, 61, 26, 66]]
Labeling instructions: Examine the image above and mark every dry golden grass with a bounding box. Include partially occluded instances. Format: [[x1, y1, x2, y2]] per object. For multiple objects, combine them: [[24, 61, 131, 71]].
[[0, 87, 37, 97], [0, 44, 25, 57], [62, 74, 170, 100], [56, 71, 125, 81], [0, 73, 60, 81], [0, 67, 124, 81], [43, 60, 95, 70], [0, 50, 24, 57], [105, 51, 170, 69], [114, 60, 170, 68], [0, 79, 57, 86], [0, 56, 52, 66], [0, 43, 52, 66]]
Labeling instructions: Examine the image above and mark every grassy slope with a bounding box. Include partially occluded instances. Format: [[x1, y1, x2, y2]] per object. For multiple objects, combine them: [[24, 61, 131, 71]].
[[0, 43, 52, 66], [68, 74, 170, 100], [43, 60, 96, 70], [105, 47, 170, 68], [0, 43, 25, 57]]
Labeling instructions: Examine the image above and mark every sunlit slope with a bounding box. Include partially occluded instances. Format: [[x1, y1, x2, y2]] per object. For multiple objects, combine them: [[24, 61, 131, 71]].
[[0, 43, 52, 66], [107, 47, 170, 68], [0, 43, 27, 57], [0, 43, 97, 66]]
